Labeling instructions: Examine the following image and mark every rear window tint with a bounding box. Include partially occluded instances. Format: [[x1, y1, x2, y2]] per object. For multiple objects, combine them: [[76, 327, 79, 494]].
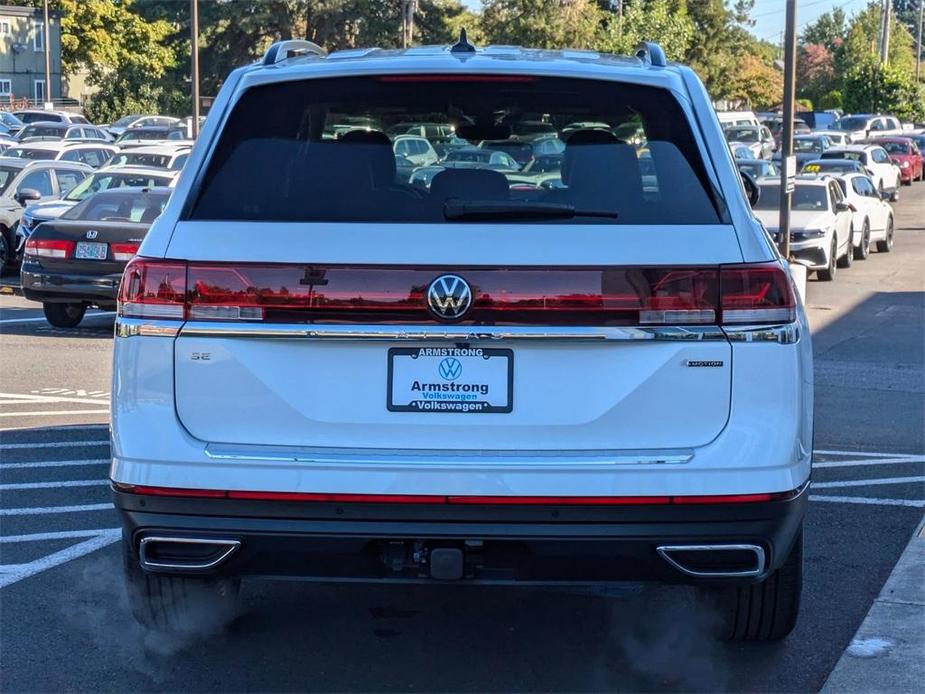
[[190, 75, 723, 225]]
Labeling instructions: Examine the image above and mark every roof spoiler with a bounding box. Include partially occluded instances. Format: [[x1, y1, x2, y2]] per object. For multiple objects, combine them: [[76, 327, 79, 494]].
[[262, 39, 326, 66], [635, 41, 667, 68]]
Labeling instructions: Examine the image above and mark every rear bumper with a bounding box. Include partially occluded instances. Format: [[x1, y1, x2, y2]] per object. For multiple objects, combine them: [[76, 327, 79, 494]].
[[114, 484, 808, 585], [20, 263, 120, 306]]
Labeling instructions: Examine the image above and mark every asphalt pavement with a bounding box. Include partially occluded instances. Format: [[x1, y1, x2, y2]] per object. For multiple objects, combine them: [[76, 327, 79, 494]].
[[0, 188, 923, 692]]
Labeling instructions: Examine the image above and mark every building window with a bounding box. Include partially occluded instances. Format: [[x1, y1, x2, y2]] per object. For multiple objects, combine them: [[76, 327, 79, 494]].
[[33, 21, 43, 51], [34, 79, 45, 103], [0, 80, 11, 96], [0, 22, 11, 36]]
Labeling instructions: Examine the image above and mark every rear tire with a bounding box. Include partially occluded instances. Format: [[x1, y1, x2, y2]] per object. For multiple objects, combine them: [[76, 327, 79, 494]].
[[0, 230, 8, 271], [816, 238, 837, 281], [715, 528, 803, 642], [122, 539, 240, 633], [853, 221, 870, 260], [836, 236, 852, 268], [876, 217, 894, 253], [42, 302, 86, 328], [889, 185, 900, 202]]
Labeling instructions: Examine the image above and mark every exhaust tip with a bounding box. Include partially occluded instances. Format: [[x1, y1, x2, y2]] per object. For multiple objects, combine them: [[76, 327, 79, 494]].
[[656, 544, 765, 578], [139, 536, 241, 573]]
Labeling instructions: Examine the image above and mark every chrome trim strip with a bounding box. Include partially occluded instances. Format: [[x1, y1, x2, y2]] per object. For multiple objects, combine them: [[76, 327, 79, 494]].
[[656, 544, 766, 578], [204, 444, 693, 467], [115, 317, 181, 338], [179, 322, 726, 342], [139, 536, 241, 572], [723, 323, 800, 344]]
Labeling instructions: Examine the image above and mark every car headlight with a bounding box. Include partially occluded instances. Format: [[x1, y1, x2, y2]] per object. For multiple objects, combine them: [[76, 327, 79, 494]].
[[795, 229, 826, 238], [900, 160, 910, 168]]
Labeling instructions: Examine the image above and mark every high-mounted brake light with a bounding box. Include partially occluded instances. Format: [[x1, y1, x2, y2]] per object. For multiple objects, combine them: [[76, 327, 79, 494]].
[[377, 75, 536, 83], [24, 238, 74, 259]]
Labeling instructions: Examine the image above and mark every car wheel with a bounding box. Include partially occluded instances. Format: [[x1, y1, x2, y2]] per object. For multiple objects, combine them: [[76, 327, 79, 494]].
[[713, 528, 803, 642], [42, 302, 87, 328], [0, 229, 8, 271], [853, 220, 870, 260], [122, 539, 240, 633], [876, 217, 894, 253], [816, 238, 837, 281]]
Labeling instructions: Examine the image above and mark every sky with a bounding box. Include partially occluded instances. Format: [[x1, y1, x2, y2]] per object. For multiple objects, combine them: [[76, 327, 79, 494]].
[[459, 1, 875, 46]]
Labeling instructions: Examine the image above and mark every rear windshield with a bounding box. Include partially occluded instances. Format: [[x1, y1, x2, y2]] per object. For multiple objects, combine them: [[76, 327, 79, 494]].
[[21, 124, 65, 138], [0, 165, 19, 194], [18, 112, 63, 124], [878, 141, 910, 154], [64, 191, 169, 222], [755, 184, 829, 211], [64, 172, 174, 202], [5, 147, 55, 160], [802, 160, 858, 174], [190, 75, 723, 225]]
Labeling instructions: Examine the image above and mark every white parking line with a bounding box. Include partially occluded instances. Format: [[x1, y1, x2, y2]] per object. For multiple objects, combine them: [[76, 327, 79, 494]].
[[814, 457, 925, 469], [812, 476, 925, 490], [0, 311, 114, 325], [814, 449, 923, 459], [810, 495, 925, 508], [0, 503, 113, 516], [0, 392, 111, 405], [0, 410, 110, 418], [0, 528, 120, 543], [0, 458, 108, 470], [0, 529, 120, 589], [0, 479, 107, 491], [0, 439, 108, 450]]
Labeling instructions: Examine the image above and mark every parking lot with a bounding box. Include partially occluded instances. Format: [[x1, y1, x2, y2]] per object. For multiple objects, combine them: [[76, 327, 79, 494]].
[[0, 184, 920, 691]]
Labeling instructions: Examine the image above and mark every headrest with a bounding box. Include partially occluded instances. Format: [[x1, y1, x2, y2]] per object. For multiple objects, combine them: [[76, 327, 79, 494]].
[[562, 129, 624, 185], [338, 129, 396, 187]]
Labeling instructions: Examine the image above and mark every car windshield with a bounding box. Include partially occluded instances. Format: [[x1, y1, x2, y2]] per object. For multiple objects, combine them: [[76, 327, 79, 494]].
[[835, 116, 869, 131], [112, 152, 173, 168], [877, 141, 910, 154], [822, 150, 863, 162], [112, 115, 139, 128], [794, 139, 823, 153], [63, 191, 170, 222], [802, 160, 858, 174], [755, 184, 828, 211], [5, 147, 55, 160], [191, 75, 723, 225], [725, 127, 759, 142], [63, 172, 173, 202], [0, 112, 23, 127], [117, 130, 166, 143], [0, 165, 19, 194], [21, 124, 65, 138], [738, 161, 776, 177], [18, 112, 61, 124]]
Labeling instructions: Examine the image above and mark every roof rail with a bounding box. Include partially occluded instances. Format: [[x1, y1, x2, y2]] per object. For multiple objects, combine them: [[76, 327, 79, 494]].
[[262, 39, 326, 66], [635, 41, 667, 68]]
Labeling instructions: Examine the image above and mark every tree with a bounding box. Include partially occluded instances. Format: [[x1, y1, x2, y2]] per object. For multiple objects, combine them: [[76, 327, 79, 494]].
[[595, 0, 695, 62], [801, 8, 847, 52], [479, 0, 604, 49], [797, 43, 836, 107], [836, 2, 916, 76], [725, 52, 783, 109], [842, 57, 925, 121]]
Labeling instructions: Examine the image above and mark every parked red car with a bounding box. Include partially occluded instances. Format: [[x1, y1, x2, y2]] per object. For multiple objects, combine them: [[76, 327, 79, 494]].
[[868, 136, 924, 184]]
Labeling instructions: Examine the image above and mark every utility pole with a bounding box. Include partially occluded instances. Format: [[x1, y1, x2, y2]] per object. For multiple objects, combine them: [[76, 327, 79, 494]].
[[778, 0, 797, 261], [191, 0, 200, 139], [401, 0, 416, 49], [880, 0, 892, 65], [916, 0, 923, 81], [42, 0, 51, 106]]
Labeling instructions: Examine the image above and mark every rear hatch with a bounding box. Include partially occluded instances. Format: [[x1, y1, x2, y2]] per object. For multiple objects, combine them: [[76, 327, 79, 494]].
[[127, 72, 790, 452]]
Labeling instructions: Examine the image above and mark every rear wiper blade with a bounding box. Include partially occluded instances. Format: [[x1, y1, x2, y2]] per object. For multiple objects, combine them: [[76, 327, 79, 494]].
[[444, 199, 619, 221]]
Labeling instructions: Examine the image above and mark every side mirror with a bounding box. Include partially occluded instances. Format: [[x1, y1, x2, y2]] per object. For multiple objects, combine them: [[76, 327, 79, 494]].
[[880, 190, 891, 201], [740, 170, 760, 207], [834, 201, 851, 212], [15, 188, 41, 206]]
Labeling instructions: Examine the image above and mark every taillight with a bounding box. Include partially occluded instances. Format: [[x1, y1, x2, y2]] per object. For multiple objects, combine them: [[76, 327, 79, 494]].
[[720, 263, 796, 324], [117, 257, 187, 319], [110, 242, 140, 262], [24, 238, 75, 259], [115, 261, 796, 327]]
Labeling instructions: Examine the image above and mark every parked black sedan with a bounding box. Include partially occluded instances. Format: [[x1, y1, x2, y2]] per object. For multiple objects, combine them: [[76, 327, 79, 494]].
[[20, 187, 170, 327]]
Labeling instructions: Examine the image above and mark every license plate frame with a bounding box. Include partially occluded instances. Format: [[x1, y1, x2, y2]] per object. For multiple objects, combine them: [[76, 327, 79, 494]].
[[387, 347, 513, 414], [74, 241, 108, 261]]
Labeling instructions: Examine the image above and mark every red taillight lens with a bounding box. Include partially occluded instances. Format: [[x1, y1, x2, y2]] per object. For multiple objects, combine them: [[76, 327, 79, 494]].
[[24, 238, 75, 259], [110, 242, 140, 262], [117, 257, 187, 319], [720, 263, 795, 324]]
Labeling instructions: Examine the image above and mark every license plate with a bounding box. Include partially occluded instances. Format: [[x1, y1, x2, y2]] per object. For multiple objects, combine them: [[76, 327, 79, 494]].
[[74, 242, 108, 260], [388, 347, 513, 413]]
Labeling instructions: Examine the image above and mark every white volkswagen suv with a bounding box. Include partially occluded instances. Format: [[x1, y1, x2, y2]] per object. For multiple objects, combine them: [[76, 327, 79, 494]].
[[111, 37, 813, 641]]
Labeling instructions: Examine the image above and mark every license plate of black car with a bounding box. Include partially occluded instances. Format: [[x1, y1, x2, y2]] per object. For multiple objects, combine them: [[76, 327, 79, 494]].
[[75, 242, 107, 260]]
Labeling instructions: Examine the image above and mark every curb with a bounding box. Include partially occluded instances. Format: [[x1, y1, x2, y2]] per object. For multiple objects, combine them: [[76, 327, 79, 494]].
[[821, 517, 925, 693]]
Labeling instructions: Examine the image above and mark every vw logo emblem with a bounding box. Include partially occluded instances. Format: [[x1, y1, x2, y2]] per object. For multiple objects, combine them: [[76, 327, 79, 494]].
[[426, 274, 472, 320], [85, 230, 98, 240], [438, 357, 462, 381]]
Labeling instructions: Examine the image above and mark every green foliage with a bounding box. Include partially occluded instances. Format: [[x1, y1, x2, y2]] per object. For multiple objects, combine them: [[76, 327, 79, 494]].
[[596, 0, 695, 62], [801, 8, 847, 52], [479, 0, 603, 49], [818, 89, 843, 110], [796, 98, 813, 111], [842, 58, 925, 121]]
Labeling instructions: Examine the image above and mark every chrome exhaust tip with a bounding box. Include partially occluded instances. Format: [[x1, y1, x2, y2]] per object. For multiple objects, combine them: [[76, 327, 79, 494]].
[[139, 536, 241, 573], [656, 544, 766, 578]]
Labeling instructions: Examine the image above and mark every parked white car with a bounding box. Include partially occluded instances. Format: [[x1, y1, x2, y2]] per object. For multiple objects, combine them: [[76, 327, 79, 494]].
[[106, 143, 191, 171], [3, 141, 118, 169], [753, 176, 854, 281], [716, 110, 761, 127], [831, 114, 904, 143], [111, 38, 812, 642], [834, 173, 895, 259], [820, 145, 902, 201], [392, 134, 439, 166], [813, 130, 849, 147]]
